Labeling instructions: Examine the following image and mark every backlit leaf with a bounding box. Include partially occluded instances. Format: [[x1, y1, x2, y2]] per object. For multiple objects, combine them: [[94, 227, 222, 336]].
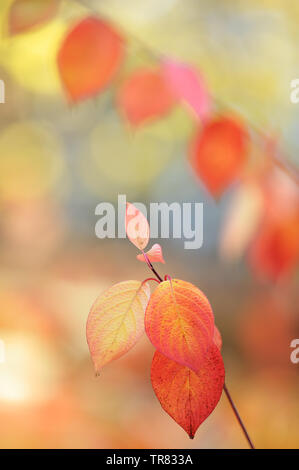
[[58, 17, 124, 102], [86, 280, 150, 373], [136, 244, 165, 264], [151, 344, 225, 438], [117, 68, 176, 126], [190, 115, 249, 197], [8, 0, 60, 35], [145, 279, 215, 373], [162, 59, 211, 120], [213, 326, 222, 351], [248, 211, 299, 282], [126, 203, 150, 251]]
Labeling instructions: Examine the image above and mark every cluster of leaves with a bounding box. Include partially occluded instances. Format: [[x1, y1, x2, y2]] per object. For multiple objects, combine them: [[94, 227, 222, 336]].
[[8, 1, 299, 283], [87, 204, 225, 438]]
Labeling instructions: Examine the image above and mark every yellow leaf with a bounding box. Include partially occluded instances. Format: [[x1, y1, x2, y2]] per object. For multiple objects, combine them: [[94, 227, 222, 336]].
[[86, 280, 150, 373]]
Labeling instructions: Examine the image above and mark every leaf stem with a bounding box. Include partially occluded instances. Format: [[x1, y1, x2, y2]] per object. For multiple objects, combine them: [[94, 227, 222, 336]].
[[142, 251, 163, 282], [223, 383, 255, 449]]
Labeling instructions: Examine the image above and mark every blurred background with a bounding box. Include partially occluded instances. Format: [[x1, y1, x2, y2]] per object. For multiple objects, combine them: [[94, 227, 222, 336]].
[[0, 0, 298, 449]]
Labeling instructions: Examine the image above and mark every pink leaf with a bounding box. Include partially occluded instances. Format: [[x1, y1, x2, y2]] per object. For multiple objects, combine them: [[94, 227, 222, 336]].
[[162, 59, 211, 121], [136, 244, 165, 264], [126, 203, 150, 251]]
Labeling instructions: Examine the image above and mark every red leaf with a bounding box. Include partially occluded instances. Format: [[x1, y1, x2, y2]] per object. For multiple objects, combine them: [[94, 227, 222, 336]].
[[248, 211, 299, 282], [136, 243, 165, 264], [126, 203, 150, 251], [162, 59, 211, 120], [213, 326, 222, 350], [58, 17, 124, 103], [145, 279, 215, 373], [151, 344, 225, 438], [8, 0, 60, 35], [190, 115, 249, 197], [117, 68, 176, 126]]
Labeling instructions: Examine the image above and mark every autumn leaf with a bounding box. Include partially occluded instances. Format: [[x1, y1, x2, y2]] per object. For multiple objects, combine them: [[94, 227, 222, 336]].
[[162, 59, 211, 121], [248, 211, 299, 282], [151, 344, 225, 438], [190, 115, 249, 198], [220, 181, 264, 261], [58, 17, 124, 103], [126, 203, 150, 251], [8, 0, 60, 35], [136, 243, 165, 264], [117, 68, 176, 126], [213, 326, 222, 351], [145, 279, 215, 373], [86, 280, 150, 373]]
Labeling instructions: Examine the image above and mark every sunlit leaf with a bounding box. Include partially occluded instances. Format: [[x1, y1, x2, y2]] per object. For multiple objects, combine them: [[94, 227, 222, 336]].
[[151, 344, 225, 438], [213, 326, 222, 351], [126, 203, 150, 251], [136, 243, 165, 264], [190, 115, 249, 197], [117, 68, 176, 126], [145, 279, 215, 373], [8, 0, 60, 35], [162, 59, 211, 120], [86, 280, 151, 373], [58, 16, 124, 102]]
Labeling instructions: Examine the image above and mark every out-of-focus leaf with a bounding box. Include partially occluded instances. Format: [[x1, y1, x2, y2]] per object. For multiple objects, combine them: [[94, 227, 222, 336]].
[[58, 16, 124, 102], [126, 203, 150, 251], [86, 280, 151, 374], [151, 344, 225, 438], [8, 0, 60, 35], [220, 181, 264, 261], [117, 68, 176, 126], [248, 211, 299, 282], [145, 279, 215, 373], [162, 59, 211, 120], [136, 243, 165, 264], [190, 115, 249, 198]]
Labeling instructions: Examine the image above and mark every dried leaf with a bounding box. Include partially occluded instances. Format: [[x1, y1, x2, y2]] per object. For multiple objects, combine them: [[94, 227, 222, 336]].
[[86, 280, 150, 373], [151, 344, 225, 438], [145, 279, 215, 373]]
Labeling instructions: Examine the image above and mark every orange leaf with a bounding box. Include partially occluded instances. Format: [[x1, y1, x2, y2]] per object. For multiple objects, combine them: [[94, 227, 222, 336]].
[[126, 203, 150, 251], [118, 68, 176, 126], [58, 17, 124, 103], [145, 279, 215, 373], [213, 326, 222, 350], [151, 344, 225, 438], [190, 115, 249, 197], [248, 211, 299, 282], [86, 280, 150, 373], [8, 0, 60, 35], [136, 243, 165, 264]]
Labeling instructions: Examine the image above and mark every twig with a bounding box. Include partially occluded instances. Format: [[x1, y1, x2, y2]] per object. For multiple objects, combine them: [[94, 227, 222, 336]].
[[223, 383, 255, 449]]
